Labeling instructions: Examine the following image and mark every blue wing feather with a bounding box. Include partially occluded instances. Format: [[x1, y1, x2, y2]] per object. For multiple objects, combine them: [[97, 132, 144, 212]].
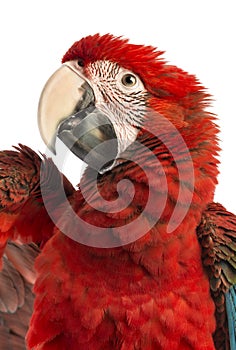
[[226, 285, 236, 350]]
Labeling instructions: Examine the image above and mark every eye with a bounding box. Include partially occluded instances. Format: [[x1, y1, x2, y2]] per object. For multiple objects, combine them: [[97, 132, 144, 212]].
[[121, 73, 137, 87], [77, 58, 85, 67]]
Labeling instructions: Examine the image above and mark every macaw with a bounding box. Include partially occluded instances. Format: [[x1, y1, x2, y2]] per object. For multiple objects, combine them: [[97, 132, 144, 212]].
[[0, 33, 236, 350]]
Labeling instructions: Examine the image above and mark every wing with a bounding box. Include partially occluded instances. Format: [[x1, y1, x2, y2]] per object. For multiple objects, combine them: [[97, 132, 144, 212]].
[[0, 145, 75, 348], [0, 145, 74, 258], [0, 242, 40, 350], [197, 202, 236, 350]]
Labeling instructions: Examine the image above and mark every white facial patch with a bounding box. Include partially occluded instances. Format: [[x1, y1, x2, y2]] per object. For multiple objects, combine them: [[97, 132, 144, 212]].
[[86, 60, 148, 155]]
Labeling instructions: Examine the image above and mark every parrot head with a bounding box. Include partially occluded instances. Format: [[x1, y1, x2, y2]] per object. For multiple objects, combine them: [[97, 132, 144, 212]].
[[38, 33, 218, 177]]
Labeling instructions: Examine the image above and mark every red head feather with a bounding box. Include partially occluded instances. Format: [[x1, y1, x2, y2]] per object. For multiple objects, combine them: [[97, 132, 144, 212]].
[[62, 34, 204, 107], [62, 33, 219, 189]]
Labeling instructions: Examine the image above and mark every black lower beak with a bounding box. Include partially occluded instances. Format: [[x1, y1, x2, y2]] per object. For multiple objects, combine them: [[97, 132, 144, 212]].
[[57, 106, 118, 173]]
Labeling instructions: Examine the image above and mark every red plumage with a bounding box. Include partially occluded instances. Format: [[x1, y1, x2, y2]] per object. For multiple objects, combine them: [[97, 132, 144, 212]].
[[0, 34, 233, 349]]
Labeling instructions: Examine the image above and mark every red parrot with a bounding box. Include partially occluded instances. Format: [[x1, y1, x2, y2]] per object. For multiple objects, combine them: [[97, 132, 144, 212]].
[[0, 34, 236, 350]]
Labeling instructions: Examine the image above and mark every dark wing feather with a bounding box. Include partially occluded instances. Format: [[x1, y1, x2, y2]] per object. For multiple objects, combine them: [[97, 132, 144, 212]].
[[0, 144, 74, 248], [0, 242, 39, 349], [197, 202, 236, 350]]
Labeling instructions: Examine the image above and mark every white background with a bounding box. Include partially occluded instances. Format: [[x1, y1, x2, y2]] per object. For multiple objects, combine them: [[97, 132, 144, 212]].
[[0, 1, 235, 213]]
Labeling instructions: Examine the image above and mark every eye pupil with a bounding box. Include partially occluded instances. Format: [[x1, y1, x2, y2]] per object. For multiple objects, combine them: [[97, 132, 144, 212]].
[[122, 74, 137, 87], [77, 59, 85, 67]]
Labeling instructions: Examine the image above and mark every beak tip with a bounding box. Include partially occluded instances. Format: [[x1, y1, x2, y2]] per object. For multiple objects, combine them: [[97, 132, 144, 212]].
[[51, 148, 57, 156], [47, 140, 57, 155]]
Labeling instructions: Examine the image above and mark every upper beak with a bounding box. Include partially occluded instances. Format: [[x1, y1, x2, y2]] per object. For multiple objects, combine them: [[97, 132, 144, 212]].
[[38, 64, 90, 152], [38, 64, 118, 173]]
